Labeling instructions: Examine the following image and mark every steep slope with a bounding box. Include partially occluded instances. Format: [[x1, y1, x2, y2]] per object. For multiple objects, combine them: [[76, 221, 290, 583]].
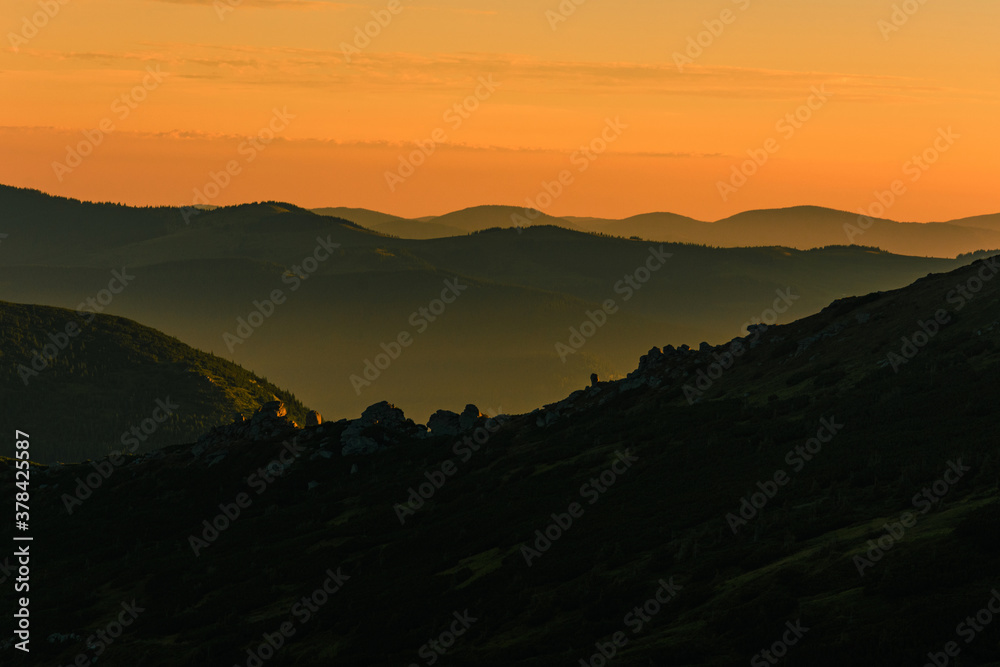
[[6, 256, 1000, 665], [0, 301, 309, 463]]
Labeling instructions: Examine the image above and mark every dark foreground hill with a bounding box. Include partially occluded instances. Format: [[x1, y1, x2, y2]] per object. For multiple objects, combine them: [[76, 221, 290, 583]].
[[0, 301, 309, 462], [4, 257, 1000, 665]]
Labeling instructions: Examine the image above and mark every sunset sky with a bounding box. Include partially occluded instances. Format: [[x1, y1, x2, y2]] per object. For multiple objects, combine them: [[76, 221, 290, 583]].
[[2, 0, 997, 220]]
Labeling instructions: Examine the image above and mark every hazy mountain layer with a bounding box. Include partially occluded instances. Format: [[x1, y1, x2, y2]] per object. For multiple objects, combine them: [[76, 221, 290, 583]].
[[320, 202, 1000, 258], [0, 186, 977, 426]]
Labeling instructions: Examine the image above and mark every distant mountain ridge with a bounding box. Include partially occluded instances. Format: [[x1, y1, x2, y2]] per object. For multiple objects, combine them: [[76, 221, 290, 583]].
[[314, 201, 1000, 258]]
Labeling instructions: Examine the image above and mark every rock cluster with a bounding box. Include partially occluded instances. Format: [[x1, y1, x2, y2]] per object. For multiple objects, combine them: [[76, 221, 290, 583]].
[[340, 401, 425, 457], [193, 400, 299, 456], [427, 404, 491, 437]]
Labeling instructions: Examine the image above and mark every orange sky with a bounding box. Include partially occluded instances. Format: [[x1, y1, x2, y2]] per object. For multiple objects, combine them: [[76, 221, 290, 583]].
[[1, 0, 997, 221]]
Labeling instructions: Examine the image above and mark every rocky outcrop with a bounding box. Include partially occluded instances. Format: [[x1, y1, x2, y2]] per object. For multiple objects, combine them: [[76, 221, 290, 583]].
[[426, 404, 493, 436], [194, 400, 299, 456], [459, 404, 482, 430], [340, 401, 425, 457], [427, 410, 462, 437], [256, 400, 286, 420], [305, 410, 323, 428]]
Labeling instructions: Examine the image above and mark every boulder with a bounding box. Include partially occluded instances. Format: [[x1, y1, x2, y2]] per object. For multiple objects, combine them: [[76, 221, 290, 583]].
[[305, 410, 323, 428], [427, 410, 461, 437], [459, 404, 482, 430], [340, 401, 420, 456], [253, 400, 286, 421], [637, 346, 664, 373]]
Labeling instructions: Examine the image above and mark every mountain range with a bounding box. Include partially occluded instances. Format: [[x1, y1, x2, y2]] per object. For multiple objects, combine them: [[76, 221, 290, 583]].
[[316, 203, 1000, 259], [0, 185, 988, 438]]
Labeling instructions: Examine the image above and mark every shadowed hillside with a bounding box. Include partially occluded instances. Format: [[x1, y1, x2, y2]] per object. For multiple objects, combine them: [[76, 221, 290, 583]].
[[0, 301, 309, 463], [5, 256, 1000, 665]]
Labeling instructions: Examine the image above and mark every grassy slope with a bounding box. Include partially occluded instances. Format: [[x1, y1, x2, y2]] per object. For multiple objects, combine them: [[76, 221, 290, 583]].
[[0, 300, 309, 462]]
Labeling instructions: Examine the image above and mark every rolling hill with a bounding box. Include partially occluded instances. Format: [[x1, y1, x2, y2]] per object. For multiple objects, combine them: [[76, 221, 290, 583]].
[[0, 300, 309, 463], [316, 199, 1000, 258]]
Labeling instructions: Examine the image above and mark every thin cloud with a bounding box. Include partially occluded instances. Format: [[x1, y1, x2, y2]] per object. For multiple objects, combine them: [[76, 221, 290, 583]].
[[151, 0, 360, 10]]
